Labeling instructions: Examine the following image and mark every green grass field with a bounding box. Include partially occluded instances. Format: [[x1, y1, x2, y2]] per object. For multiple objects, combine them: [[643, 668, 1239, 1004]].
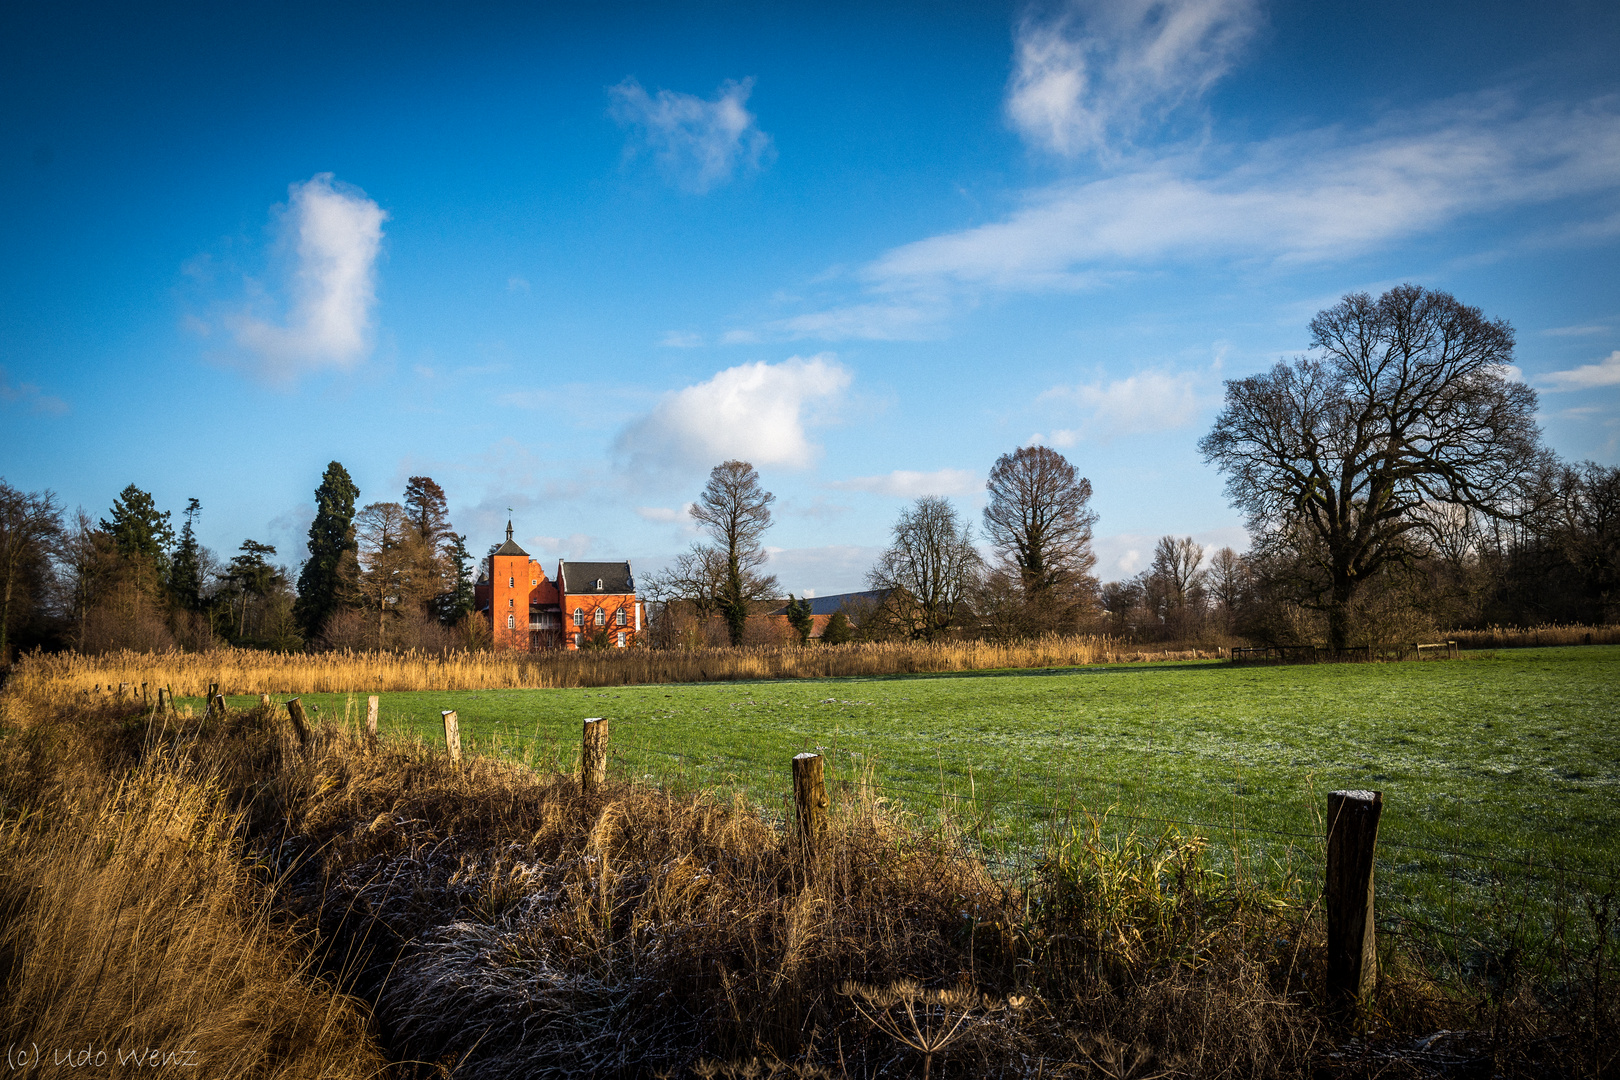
[[200, 645, 1620, 952]]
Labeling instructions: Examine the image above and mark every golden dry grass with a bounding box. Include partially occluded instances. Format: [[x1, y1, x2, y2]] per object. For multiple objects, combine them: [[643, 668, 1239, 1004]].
[[1446, 623, 1620, 649], [4, 636, 1230, 697], [0, 740, 386, 1079]]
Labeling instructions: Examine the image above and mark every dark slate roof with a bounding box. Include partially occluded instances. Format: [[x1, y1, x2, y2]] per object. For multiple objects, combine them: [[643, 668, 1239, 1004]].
[[493, 537, 529, 557], [559, 561, 636, 594], [772, 590, 888, 616]]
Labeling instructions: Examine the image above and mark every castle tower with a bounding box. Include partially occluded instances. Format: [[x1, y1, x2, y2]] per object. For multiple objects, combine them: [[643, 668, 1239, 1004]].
[[490, 519, 531, 651]]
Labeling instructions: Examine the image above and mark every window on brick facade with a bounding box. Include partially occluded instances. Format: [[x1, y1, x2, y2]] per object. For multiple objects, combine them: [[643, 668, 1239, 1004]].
[[616, 631, 625, 647], [508, 576, 514, 588], [507, 614, 515, 629], [573, 633, 582, 648], [615, 608, 627, 626], [508, 598, 514, 607], [594, 608, 606, 626], [573, 608, 583, 626]]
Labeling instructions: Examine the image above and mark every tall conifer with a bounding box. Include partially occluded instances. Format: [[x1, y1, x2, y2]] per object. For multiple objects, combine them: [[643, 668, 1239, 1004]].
[[295, 462, 360, 637]]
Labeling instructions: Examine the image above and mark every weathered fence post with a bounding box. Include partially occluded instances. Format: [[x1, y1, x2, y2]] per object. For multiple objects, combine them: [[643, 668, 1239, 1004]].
[[793, 752, 830, 856], [366, 695, 379, 737], [211, 693, 227, 718], [155, 687, 169, 715], [285, 698, 311, 745], [258, 693, 271, 709], [581, 717, 609, 792], [442, 710, 461, 763], [1326, 789, 1383, 1012]]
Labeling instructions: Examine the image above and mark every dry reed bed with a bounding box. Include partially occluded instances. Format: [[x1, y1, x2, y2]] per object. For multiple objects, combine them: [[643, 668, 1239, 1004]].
[[5, 637, 1228, 696], [1445, 623, 1620, 649]]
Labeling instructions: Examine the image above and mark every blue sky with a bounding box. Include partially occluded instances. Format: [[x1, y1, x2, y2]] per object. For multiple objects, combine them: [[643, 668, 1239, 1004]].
[[3, 0, 1618, 593]]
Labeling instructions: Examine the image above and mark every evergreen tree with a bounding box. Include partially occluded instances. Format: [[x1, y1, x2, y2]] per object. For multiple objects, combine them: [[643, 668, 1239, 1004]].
[[435, 532, 477, 625], [227, 540, 278, 638], [403, 476, 452, 549], [100, 484, 174, 596], [295, 462, 360, 637], [170, 498, 206, 611], [784, 594, 814, 644]]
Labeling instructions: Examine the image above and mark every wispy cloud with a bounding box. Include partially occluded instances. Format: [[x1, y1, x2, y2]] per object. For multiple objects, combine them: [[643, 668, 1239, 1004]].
[[1543, 350, 1620, 390], [0, 367, 68, 415], [223, 174, 387, 381], [782, 94, 1620, 340], [1035, 369, 1205, 444], [609, 77, 773, 193], [614, 354, 851, 472], [659, 330, 704, 348], [1007, 0, 1260, 158], [635, 505, 694, 523], [1543, 323, 1609, 337], [828, 468, 982, 497]]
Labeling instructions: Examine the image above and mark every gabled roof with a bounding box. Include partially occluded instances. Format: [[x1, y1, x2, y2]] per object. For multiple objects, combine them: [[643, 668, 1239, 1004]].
[[771, 590, 889, 616], [560, 560, 635, 595]]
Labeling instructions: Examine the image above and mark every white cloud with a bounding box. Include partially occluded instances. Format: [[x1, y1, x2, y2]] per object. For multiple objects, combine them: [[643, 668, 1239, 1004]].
[[507, 276, 530, 293], [0, 367, 68, 415], [609, 77, 773, 193], [1543, 324, 1608, 336], [225, 174, 387, 380], [720, 329, 762, 345], [761, 545, 884, 596], [1543, 350, 1620, 390], [877, 101, 1620, 292], [660, 330, 704, 348], [784, 97, 1620, 340], [615, 354, 851, 472], [828, 468, 982, 498], [1007, 0, 1260, 158], [1037, 369, 1203, 443], [634, 505, 698, 524]]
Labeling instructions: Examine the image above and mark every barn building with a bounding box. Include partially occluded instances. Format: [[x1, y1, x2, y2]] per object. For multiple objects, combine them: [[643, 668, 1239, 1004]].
[[475, 521, 643, 651]]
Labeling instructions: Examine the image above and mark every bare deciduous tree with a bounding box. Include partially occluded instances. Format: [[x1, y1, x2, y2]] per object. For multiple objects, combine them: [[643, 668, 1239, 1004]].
[[687, 460, 779, 646], [0, 481, 63, 661], [1199, 284, 1540, 650], [867, 496, 981, 642], [1206, 546, 1250, 632], [982, 445, 1099, 633], [355, 501, 410, 649]]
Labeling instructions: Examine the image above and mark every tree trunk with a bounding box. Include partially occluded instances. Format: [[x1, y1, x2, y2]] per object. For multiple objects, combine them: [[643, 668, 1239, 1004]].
[[1328, 574, 1356, 652]]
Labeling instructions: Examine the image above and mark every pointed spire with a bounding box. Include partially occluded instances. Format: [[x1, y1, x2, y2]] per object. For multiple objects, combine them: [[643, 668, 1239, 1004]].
[[506, 519, 514, 543]]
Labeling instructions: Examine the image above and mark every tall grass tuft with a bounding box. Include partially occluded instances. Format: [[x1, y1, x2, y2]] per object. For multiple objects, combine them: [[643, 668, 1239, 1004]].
[[0, 745, 385, 1078]]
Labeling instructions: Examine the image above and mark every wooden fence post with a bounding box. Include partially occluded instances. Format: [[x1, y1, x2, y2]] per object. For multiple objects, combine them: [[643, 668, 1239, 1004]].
[[581, 718, 609, 792], [366, 695, 379, 737], [155, 687, 170, 715], [1326, 789, 1383, 1012], [285, 698, 311, 745], [442, 710, 461, 763], [212, 693, 227, 717], [793, 752, 829, 856]]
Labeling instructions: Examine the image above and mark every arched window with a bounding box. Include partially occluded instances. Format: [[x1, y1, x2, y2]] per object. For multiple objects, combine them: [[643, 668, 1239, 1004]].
[[615, 608, 627, 627], [616, 631, 625, 648], [594, 608, 606, 627], [573, 608, 584, 626]]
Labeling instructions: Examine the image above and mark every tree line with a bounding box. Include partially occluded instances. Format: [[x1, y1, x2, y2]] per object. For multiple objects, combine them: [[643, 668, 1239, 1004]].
[[3, 285, 1616, 660], [0, 463, 483, 659]]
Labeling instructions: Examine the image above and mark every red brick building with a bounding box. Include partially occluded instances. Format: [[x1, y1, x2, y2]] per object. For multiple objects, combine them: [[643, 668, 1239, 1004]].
[[475, 521, 644, 651]]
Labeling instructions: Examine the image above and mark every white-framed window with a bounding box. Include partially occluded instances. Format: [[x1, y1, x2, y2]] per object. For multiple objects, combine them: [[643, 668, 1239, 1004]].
[[573, 608, 584, 626], [616, 631, 625, 648], [508, 576, 514, 588], [596, 578, 603, 590], [531, 578, 537, 586], [507, 614, 515, 629], [615, 608, 627, 626], [594, 608, 606, 626], [508, 598, 514, 608]]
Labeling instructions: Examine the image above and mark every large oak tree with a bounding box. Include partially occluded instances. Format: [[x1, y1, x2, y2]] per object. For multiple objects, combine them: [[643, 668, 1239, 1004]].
[[1199, 284, 1539, 650]]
